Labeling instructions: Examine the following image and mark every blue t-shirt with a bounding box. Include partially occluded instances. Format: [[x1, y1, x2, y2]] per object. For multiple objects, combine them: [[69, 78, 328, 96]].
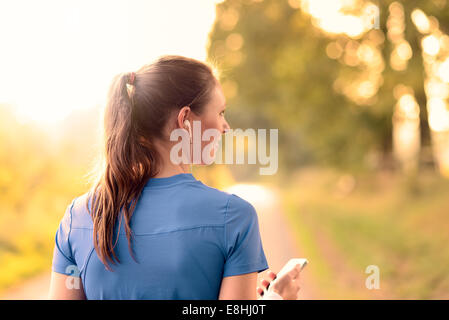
[[51, 173, 269, 299]]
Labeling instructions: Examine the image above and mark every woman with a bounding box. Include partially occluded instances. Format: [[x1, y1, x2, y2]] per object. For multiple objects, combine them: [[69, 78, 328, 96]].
[[49, 55, 300, 300]]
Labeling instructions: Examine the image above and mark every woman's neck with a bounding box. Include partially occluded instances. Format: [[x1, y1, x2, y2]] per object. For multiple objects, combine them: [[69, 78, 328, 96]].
[[152, 138, 192, 178], [152, 160, 191, 179]]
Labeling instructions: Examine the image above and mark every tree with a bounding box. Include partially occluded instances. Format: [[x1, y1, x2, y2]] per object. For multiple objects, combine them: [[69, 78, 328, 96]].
[[207, 0, 449, 175]]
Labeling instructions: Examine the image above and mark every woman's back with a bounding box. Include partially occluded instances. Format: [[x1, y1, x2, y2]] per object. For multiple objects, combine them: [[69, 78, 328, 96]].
[[52, 173, 268, 299]]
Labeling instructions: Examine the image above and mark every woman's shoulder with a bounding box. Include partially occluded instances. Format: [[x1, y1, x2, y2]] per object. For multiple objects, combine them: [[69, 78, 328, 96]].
[[193, 181, 250, 205], [65, 192, 94, 229], [194, 182, 257, 217], [182, 180, 255, 219], [66, 183, 257, 227], [191, 180, 231, 199], [225, 193, 258, 220]]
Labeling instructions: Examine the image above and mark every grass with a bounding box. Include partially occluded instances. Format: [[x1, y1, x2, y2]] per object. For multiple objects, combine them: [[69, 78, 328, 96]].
[[0, 160, 90, 296], [282, 167, 449, 299], [0, 235, 53, 292]]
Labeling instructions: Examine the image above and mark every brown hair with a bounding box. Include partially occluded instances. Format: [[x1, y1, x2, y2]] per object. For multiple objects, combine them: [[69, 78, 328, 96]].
[[86, 55, 218, 271]]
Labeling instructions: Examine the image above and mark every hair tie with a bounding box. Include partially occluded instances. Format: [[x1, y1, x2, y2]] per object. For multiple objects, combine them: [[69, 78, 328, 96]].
[[128, 72, 136, 85]]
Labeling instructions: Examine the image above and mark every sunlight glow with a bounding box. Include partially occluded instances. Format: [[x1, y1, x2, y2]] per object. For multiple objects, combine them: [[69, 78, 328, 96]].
[[300, 0, 377, 38], [416, 9, 449, 177], [393, 87, 421, 172], [396, 41, 413, 61], [425, 79, 449, 99], [225, 184, 277, 211], [438, 59, 449, 83], [398, 94, 420, 119], [0, 0, 218, 125], [428, 98, 449, 132], [422, 35, 441, 56], [387, 2, 413, 72], [411, 8, 430, 34]]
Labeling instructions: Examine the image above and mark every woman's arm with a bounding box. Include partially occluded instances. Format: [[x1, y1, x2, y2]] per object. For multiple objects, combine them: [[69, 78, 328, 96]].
[[48, 271, 86, 300], [218, 272, 258, 299], [218, 269, 300, 300]]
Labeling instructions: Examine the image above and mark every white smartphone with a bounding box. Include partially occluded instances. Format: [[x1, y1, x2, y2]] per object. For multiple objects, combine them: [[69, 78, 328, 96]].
[[263, 258, 308, 295], [276, 258, 308, 280]]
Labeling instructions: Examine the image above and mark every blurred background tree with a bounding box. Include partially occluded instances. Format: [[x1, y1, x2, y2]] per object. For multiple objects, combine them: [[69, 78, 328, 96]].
[[204, 1, 449, 298], [207, 0, 449, 177]]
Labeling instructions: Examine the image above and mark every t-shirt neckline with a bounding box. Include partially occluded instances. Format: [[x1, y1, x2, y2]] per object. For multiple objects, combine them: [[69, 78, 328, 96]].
[[144, 173, 197, 188]]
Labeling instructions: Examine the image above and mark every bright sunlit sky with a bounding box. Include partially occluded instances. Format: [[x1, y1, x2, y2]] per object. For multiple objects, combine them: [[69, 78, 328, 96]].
[[0, 0, 222, 125]]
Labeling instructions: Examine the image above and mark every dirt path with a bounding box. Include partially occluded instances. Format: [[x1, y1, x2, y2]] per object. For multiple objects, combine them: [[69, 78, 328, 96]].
[[1, 272, 51, 300], [1, 183, 316, 300], [226, 183, 318, 299]]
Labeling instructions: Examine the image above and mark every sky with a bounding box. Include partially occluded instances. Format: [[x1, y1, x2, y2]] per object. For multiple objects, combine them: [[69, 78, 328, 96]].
[[0, 0, 222, 125]]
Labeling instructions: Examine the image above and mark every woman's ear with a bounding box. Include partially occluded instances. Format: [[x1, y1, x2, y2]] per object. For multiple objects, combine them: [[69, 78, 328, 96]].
[[177, 106, 191, 129]]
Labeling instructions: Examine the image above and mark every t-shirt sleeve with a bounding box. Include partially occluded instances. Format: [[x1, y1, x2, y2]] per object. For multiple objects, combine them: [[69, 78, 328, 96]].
[[223, 194, 269, 277], [51, 199, 77, 276]]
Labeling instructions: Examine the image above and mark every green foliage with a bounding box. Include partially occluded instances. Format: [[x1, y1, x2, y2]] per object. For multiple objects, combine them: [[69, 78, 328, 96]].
[[207, 0, 449, 170], [0, 104, 94, 293], [283, 167, 449, 299]]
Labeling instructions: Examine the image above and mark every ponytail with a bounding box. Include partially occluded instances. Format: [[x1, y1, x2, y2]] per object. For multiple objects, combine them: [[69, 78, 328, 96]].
[[85, 55, 217, 271], [87, 72, 156, 271]]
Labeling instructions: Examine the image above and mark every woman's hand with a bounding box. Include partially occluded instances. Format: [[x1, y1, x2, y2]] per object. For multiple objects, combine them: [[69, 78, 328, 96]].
[[256, 269, 301, 300], [256, 271, 277, 298]]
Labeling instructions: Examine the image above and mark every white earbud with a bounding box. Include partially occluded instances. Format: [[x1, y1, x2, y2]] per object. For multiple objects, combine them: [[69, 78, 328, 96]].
[[183, 120, 193, 171], [184, 120, 192, 142]]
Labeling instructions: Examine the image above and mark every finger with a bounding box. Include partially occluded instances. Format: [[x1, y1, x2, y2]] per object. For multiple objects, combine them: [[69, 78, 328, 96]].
[[261, 279, 270, 289], [267, 271, 277, 281], [256, 287, 264, 296]]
